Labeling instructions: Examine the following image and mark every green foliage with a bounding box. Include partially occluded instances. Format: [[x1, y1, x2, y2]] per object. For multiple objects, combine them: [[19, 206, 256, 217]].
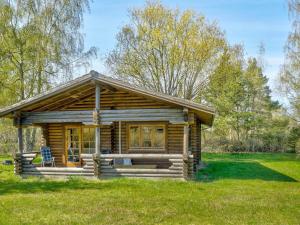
[[280, 0, 300, 121], [0, 119, 16, 154], [0, 0, 96, 103], [0, 153, 299, 224], [106, 1, 225, 100], [203, 45, 291, 152], [287, 126, 300, 153], [0, 0, 96, 153], [106, 1, 294, 152]]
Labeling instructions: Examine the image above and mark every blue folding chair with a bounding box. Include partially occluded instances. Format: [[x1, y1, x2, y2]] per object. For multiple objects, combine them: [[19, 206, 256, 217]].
[[40, 146, 55, 167]]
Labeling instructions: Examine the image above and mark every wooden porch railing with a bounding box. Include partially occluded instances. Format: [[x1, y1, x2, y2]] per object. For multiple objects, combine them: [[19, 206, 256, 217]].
[[14, 153, 94, 177], [14, 153, 194, 179], [93, 154, 194, 180]]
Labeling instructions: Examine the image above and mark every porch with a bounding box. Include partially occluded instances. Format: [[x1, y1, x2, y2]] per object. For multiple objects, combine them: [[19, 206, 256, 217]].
[[14, 153, 194, 179]]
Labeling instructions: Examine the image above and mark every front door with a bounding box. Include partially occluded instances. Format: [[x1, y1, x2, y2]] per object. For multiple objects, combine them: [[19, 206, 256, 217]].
[[65, 126, 81, 167]]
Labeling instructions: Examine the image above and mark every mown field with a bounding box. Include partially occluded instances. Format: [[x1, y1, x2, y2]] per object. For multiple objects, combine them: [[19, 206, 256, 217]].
[[0, 153, 299, 225]]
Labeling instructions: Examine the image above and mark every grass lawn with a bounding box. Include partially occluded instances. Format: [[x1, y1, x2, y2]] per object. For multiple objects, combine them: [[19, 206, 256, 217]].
[[0, 153, 299, 225]]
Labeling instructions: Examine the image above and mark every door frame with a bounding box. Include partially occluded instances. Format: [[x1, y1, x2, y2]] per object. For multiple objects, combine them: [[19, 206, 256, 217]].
[[65, 125, 82, 167]]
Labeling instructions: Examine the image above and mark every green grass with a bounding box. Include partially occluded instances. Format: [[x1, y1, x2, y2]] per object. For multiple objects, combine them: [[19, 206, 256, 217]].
[[0, 153, 299, 225]]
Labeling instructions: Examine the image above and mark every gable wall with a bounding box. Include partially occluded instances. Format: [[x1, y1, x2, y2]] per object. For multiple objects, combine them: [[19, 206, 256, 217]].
[[60, 90, 176, 111]]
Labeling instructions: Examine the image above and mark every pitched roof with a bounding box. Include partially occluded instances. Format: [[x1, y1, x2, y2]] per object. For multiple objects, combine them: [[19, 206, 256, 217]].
[[0, 70, 215, 125]]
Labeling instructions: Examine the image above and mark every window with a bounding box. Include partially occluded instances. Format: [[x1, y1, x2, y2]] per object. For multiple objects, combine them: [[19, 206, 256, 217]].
[[128, 124, 166, 150], [82, 127, 95, 154]]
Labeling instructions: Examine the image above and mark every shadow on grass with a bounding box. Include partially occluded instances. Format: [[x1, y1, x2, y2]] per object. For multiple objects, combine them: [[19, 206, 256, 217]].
[[0, 177, 137, 196], [197, 161, 298, 182], [202, 152, 299, 163]]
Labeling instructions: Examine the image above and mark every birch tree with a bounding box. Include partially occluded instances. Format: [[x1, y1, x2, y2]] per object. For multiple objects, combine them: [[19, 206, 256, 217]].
[[0, 0, 96, 152], [280, 0, 300, 121]]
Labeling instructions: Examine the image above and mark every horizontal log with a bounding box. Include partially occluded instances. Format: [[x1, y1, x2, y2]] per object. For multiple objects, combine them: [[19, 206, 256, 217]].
[[100, 173, 183, 178], [80, 154, 93, 158], [22, 172, 94, 176], [100, 154, 183, 159], [100, 109, 183, 114], [100, 159, 114, 162], [100, 166, 114, 169], [169, 159, 184, 163], [83, 166, 94, 169], [171, 163, 184, 167], [22, 165, 36, 168], [101, 168, 182, 174], [82, 159, 94, 162], [169, 167, 183, 171], [22, 167, 86, 172], [20, 108, 185, 125], [22, 153, 37, 158], [22, 111, 92, 116], [22, 169, 94, 174]]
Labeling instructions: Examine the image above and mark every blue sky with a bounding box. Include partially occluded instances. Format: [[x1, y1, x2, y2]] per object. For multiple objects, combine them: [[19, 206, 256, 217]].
[[81, 0, 290, 101]]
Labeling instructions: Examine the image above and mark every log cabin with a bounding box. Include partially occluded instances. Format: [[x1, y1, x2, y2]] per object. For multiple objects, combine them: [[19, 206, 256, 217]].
[[0, 71, 214, 179]]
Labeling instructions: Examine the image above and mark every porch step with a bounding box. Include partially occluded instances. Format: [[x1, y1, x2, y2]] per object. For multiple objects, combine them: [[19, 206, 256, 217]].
[[22, 172, 94, 176], [101, 168, 183, 174], [100, 173, 183, 178], [22, 167, 92, 172]]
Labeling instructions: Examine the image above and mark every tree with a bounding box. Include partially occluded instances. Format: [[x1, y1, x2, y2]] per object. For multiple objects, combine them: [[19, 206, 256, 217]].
[[205, 45, 283, 151], [0, 0, 97, 152], [106, 1, 225, 100], [280, 0, 300, 122], [0, 0, 97, 102]]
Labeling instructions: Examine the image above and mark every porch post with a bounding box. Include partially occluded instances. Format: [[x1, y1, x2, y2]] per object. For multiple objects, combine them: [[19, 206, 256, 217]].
[[18, 127, 23, 153], [13, 113, 23, 175], [14, 113, 23, 154], [183, 108, 189, 156], [95, 84, 101, 155], [119, 121, 122, 154], [183, 124, 189, 156], [199, 122, 202, 161], [183, 108, 190, 179], [183, 123, 189, 179]]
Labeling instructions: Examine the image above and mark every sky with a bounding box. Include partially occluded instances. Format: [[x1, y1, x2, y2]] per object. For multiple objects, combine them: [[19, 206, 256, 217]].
[[81, 0, 290, 101]]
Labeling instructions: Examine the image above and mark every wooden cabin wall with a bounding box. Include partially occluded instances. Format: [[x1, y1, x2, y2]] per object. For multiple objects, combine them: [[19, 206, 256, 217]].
[[100, 125, 112, 152], [168, 124, 184, 154], [47, 123, 65, 166]]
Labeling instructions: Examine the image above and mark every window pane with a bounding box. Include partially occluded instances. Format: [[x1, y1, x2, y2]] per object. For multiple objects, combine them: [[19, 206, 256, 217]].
[[89, 128, 95, 142], [142, 126, 152, 147], [153, 127, 164, 147], [83, 128, 90, 142], [90, 141, 95, 148], [130, 126, 140, 147], [82, 127, 95, 153], [83, 142, 89, 149]]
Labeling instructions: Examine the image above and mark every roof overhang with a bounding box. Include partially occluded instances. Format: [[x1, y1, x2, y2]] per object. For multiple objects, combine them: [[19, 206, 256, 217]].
[[0, 71, 215, 126]]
